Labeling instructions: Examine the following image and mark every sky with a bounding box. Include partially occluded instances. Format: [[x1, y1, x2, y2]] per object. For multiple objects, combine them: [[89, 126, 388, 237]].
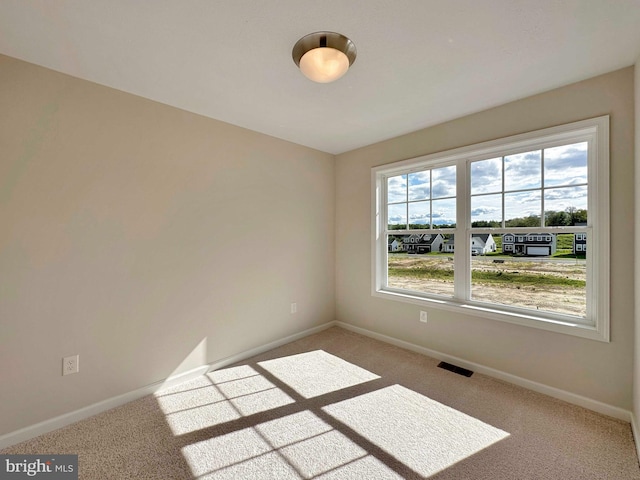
[[387, 142, 588, 227]]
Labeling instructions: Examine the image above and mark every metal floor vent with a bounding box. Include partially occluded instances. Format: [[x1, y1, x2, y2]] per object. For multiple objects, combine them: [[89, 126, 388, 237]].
[[437, 361, 474, 377]]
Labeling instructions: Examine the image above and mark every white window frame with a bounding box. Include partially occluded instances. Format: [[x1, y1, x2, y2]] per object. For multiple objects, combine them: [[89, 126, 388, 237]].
[[372, 116, 609, 341]]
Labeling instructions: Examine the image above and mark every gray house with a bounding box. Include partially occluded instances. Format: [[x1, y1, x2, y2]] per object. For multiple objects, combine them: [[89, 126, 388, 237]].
[[502, 233, 557, 256], [573, 232, 587, 254], [403, 233, 444, 254]]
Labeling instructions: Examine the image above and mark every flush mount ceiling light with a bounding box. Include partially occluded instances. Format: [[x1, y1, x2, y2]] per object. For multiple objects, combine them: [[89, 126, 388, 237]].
[[292, 31, 356, 83]]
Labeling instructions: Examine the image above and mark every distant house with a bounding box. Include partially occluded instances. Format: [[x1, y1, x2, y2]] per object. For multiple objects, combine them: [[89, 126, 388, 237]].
[[441, 234, 496, 255], [388, 238, 403, 252], [471, 234, 497, 255], [502, 233, 556, 256], [403, 233, 444, 254], [573, 223, 587, 255], [443, 236, 455, 253], [573, 232, 587, 254]]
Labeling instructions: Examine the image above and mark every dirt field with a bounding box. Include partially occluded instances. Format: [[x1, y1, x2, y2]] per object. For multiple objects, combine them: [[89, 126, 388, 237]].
[[388, 255, 587, 317]]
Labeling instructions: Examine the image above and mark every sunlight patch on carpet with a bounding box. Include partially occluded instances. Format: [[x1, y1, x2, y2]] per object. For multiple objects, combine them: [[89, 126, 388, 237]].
[[182, 428, 300, 479], [211, 371, 295, 417], [323, 384, 510, 477], [258, 350, 380, 398], [182, 411, 402, 479], [155, 365, 294, 435]]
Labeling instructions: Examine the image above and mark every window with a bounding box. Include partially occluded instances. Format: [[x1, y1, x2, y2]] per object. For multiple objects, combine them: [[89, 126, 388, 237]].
[[372, 116, 609, 341]]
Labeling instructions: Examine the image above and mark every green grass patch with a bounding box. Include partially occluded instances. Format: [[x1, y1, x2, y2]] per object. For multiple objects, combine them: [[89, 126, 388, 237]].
[[471, 270, 585, 287], [389, 266, 585, 288], [556, 234, 574, 250], [388, 267, 454, 280], [552, 252, 586, 260]]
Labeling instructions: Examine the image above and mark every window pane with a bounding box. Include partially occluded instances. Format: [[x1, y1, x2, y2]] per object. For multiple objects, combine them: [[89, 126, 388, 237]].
[[471, 232, 586, 317], [387, 234, 454, 297], [387, 203, 407, 229], [544, 142, 587, 188], [505, 191, 541, 225], [431, 166, 456, 198], [408, 171, 430, 201], [408, 201, 430, 228], [387, 175, 407, 203], [504, 150, 541, 191], [471, 157, 502, 195], [432, 198, 456, 227], [544, 186, 588, 226], [471, 194, 502, 226]]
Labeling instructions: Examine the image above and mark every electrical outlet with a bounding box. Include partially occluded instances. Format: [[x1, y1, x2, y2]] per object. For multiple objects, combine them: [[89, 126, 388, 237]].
[[62, 355, 79, 376], [291, 302, 297, 314], [420, 311, 428, 323]]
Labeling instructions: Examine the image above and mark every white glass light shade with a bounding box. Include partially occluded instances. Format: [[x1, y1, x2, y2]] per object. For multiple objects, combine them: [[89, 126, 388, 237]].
[[299, 47, 350, 83], [292, 32, 356, 84]]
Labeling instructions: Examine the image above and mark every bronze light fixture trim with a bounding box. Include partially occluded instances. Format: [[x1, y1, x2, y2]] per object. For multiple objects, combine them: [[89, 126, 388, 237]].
[[292, 31, 357, 83]]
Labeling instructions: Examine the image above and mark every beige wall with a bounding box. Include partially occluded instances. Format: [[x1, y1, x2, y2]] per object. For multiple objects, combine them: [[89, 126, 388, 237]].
[[0, 55, 336, 435], [336, 67, 635, 409]]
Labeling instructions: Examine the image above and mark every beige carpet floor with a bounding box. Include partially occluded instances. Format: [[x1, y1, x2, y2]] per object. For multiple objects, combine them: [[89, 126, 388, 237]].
[[2, 326, 639, 479]]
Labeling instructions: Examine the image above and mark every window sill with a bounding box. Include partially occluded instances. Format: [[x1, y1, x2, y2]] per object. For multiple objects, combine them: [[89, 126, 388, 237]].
[[373, 288, 609, 342]]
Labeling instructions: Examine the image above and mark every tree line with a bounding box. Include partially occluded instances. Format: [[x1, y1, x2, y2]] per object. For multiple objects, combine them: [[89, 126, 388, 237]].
[[389, 207, 587, 230], [472, 208, 587, 228]]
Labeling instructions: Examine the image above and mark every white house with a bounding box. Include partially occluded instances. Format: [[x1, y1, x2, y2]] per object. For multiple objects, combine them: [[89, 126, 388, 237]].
[[388, 238, 403, 252], [440, 234, 496, 255], [471, 234, 497, 255]]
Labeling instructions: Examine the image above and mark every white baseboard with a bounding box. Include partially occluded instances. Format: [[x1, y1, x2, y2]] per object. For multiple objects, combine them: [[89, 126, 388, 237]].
[[336, 321, 633, 423], [0, 364, 211, 451], [0, 321, 336, 451], [631, 412, 640, 461], [2, 320, 632, 451], [204, 322, 336, 372]]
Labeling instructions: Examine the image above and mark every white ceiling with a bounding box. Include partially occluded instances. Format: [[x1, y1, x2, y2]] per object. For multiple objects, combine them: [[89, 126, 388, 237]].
[[1, 1, 640, 155]]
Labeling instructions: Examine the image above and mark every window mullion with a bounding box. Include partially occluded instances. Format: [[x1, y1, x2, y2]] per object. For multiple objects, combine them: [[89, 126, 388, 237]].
[[405, 174, 409, 229], [501, 157, 505, 228], [540, 148, 545, 227], [455, 159, 469, 300], [379, 176, 388, 289]]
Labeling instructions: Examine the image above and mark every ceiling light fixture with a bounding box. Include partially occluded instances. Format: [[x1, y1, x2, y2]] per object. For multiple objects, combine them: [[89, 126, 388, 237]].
[[292, 31, 356, 83]]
